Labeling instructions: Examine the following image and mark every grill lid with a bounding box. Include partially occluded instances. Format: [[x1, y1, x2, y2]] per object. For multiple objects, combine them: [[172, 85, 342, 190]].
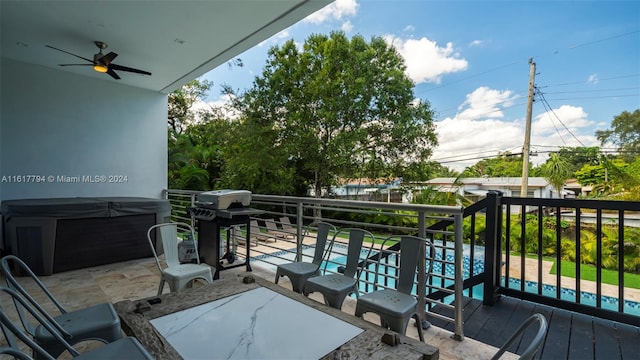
[[196, 190, 251, 210]]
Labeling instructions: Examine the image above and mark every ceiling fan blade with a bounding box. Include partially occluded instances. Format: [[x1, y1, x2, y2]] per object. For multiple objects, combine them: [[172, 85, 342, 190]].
[[59, 64, 93, 67], [99, 52, 118, 65], [110, 63, 151, 76], [106, 68, 121, 80], [45, 45, 93, 63]]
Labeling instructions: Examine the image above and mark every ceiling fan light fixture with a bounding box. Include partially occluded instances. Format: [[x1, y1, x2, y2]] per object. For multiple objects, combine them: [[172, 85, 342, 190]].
[[46, 41, 151, 80], [93, 64, 108, 73]]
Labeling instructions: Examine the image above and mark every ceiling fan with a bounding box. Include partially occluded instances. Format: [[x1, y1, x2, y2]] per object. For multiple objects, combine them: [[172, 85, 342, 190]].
[[45, 41, 151, 80]]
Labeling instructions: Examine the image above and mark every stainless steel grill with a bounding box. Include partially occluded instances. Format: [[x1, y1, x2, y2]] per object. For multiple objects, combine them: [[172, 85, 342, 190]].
[[188, 190, 262, 280]]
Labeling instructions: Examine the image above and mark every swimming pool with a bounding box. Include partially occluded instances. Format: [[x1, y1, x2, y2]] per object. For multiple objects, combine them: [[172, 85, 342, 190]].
[[255, 245, 640, 316]]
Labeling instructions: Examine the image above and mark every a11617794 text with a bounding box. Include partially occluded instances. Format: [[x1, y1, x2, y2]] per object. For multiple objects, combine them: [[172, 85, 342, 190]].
[[0, 175, 128, 183]]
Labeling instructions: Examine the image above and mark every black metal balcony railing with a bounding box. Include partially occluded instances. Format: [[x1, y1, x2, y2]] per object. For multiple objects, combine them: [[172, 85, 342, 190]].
[[164, 189, 640, 341], [486, 193, 640, 326], [164, 189, 467, 339]]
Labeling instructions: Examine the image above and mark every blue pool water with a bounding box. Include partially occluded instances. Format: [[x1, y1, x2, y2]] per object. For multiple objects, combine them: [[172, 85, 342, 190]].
[[319, 249, 640, 316]]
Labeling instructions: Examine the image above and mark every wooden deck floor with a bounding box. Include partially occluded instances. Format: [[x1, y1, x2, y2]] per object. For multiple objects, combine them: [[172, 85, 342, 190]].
[[428, 296, 640, 359]]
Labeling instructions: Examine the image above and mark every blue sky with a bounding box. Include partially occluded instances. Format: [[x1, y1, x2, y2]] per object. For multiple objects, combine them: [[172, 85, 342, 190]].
[[200, 0, 640, 172]]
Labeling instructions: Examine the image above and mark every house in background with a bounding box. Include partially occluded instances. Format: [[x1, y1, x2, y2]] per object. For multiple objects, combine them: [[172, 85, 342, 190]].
[[329, 177, 566, 204], [564, 178, 591, 197], [422, 177, 558, 202], [330, 178, 403, 202]]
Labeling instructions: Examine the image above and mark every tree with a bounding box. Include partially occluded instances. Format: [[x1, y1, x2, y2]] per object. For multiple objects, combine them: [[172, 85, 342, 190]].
[[412, 186, 470, 207], [555, 146, 600, 175], [541, 152, 572, 197], [168, 79, 237, 190], [574, 163, 607, 185], [226, 31, 437, 197], [167, 132, 211, 190], [596, 109, 640, 161], [168, 79, 213, 136], [401, 161, 457, 182], [461, 152, 525, 177], [574, 156, 639, 198]]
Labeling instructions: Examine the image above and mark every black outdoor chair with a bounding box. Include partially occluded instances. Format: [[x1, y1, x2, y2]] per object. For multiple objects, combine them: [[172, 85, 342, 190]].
[[354, 234, 436, 342], [0, 286, 153, 359], [0, 255, 123, 358], [303, 227, 375, 309], [274, 222, 337, 293], [491, 313, 548, 360]]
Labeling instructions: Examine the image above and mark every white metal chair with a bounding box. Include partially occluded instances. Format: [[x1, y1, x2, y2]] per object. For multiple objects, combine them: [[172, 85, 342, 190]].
[[0, 286, 153, 360], [303, 228, 375, 309], [147, 222, 213, 296], [491, 313, 548, 360], [274, 222, 337, 293], [0, 255, 123, 359], [354, 235, 436, 342]]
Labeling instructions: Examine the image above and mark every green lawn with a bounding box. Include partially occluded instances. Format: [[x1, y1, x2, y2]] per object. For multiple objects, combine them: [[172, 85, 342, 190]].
[[549, 260, 640, 290]]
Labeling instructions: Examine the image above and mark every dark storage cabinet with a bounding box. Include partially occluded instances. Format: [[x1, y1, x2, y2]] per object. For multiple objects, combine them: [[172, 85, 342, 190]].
[[1, 197, 171, 275]]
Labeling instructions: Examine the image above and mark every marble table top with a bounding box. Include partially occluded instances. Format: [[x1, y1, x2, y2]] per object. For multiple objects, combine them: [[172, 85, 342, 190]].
[[114, 275, 439, 360], [150, 287, 363, 359]]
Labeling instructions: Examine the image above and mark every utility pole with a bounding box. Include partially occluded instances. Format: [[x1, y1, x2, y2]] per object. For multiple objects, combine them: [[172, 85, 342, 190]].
[[520, 58, 536, 197]]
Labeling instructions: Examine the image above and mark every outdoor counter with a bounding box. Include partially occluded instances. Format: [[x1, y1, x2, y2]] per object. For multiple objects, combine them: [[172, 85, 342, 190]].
[[114, 275, 439, 359]]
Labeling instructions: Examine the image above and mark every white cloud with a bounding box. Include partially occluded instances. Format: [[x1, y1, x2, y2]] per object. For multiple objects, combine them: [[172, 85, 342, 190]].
[[532, 105, 594, 140], [432, 116, 523, 171], [341, 20, 354, 33], [456, 87, 517, 120], [431, 87, 519, 170], [191, 94, 241, 121], [587, 73, 599, 84], [469, 39, 484, 47], [274, 30, 290, 41], [431, 89, 598, 172], [305, 0, 359, 24], [529, 106, 599, 162], [403, 25, 415, 32], [383, 35, 468, 84]]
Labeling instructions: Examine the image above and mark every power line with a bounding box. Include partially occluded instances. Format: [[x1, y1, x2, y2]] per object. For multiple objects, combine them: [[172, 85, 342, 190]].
[[431, 146, 521, 162], [537, 90, 568, 146], [433, 79, 638, 120], [543, 87, 639, 94], [420, 29, 640, 169], [415, 31, 639, 99], [415, 62, 521, 96], [434, 98, 528, 121], [433, 148, 639, 167], [566, 30, 640, 51], [531, 145, 618, 150], [542, 94, 639, 101], [535, 89, 587, 146], [436, 152, 523, 165], [529, 145, 639, 154], [540, 74, 640, 88]]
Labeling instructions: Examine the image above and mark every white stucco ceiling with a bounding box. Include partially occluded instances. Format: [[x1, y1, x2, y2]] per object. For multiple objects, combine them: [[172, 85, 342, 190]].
[[0, 0, 332, 93]]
